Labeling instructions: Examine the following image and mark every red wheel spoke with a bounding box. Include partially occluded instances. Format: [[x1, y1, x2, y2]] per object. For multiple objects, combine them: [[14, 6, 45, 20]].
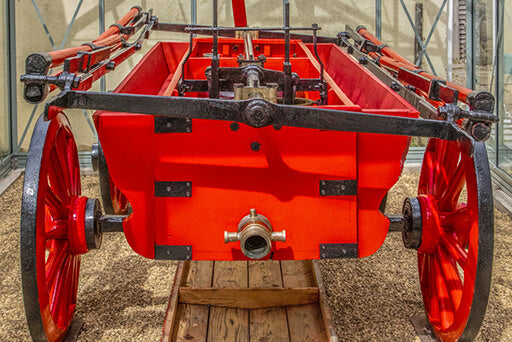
[[46, 219, 68, 240], [424, 151, 436, 195], [45, 241, 69, 292], [50, 254, 72, 326], [438, 161, 466, 211], [50, 146, 72, 198], [433, 257, 455, 330], [437, 246, 463, 309], [428, 255, 441, 326], [45, 188, 67, 219], [440, 206, 468, 228], [439, 232, 468, 267]]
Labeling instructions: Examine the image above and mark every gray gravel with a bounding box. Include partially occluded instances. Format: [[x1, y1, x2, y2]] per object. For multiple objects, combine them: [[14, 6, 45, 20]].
[[0, 172, 511, 341]]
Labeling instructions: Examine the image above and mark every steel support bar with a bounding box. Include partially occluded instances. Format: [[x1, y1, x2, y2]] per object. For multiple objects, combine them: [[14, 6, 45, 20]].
[[494, 0, 504, 167], [153, 23, 337, 43], [45, 91, 471, 144], [7, 0, 17, 155], [375, 0, 381, 40]]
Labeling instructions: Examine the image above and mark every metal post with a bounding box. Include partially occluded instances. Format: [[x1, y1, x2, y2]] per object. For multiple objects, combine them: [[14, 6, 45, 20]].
[[447, 0, 454, 81], [7, 0, 17, 156], [466, 0, 475, 89], [99, 0, 106, 93], [191, 0, 197, 25], [495, 0, 504, 166], [375, 0, 381, 40], [414, 3, 423, 68]]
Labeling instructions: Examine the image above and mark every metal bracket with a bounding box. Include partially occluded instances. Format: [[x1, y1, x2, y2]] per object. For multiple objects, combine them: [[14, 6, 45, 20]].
[[154, 116, 192, 133], [320, 243, 358, 259], [155, 181, 192, 197], [154, 245, 192, 260], [319, 180, 357, 196]]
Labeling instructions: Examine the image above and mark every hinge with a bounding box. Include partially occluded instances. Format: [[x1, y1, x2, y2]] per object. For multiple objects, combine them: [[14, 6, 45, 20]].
[[320, 243, 358, 259], [155, 244, 192, 260], [154, 116, 192, 133], [319, 180, 357, 196], [155, 181, 192, 197]]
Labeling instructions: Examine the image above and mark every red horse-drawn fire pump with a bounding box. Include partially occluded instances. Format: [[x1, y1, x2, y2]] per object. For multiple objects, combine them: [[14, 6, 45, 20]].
[[19, 1, 497, 341]]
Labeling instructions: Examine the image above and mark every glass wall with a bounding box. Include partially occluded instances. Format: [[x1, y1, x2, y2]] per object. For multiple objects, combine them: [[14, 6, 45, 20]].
[[496, 0, 512, 175], [0, 1, 10, 163]]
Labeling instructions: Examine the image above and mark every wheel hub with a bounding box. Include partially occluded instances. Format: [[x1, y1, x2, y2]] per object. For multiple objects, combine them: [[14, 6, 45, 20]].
[[402, 195, 441, 254], [67, 197, 102, 255]]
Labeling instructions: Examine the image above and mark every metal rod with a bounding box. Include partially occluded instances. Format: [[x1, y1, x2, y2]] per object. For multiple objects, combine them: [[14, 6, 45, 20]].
[[7, 0, 17, 155], [495, 0, 504, 167], [375, 0, 381, 40], [191, 0, 197, 25], [99, 0, 106, 93], [447, 0, 453, 81], [466, 0, 475, 89], [60, 0, 84, 50], [283, 1, 293, 105], [30, 0, 55, 49], [210, 0, 220, 99]]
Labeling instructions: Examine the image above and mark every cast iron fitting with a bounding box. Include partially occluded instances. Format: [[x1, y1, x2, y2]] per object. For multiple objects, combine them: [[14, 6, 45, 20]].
[[84, 198, 103, 250], [224, 209, 286, 259], [401, 197, 422, 250], [91, 143, 99, 171]]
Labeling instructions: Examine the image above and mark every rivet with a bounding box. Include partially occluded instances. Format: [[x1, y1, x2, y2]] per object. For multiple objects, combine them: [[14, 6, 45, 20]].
[[321, 253, 326, 258], [186, 191, 191, 197], [321, 181, 326, 185], [166, 122, 171, 128], [251, 141, 261, 152], [166, 186, 171, 192], [321, 189, 326, 195]]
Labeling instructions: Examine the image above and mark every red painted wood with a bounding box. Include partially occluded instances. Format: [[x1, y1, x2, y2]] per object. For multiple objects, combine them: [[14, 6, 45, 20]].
[[93, 38, 419, 260]]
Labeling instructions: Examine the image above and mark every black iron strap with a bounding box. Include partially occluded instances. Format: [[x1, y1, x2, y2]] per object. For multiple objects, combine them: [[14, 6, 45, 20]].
[[45, 90, 472, 145]]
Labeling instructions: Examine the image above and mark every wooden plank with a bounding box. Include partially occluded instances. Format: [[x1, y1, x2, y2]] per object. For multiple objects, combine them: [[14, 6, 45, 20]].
[[281, 260, 316, 287], [311, 261, 339, 342], [179, 287, 319, 309], [184, 261, 214, 287], [249, 261, 289, 342], [172, 261, 214, 342], [248, 260, 282, 288], [162, 261, 187, 342], [282, 261, 327, 342], [172, 304, 209, 342], [208, 261, 249, 342]]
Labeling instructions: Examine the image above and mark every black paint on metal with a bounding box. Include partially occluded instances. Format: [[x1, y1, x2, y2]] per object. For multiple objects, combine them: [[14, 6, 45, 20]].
[[97, 142, 115, 215], [45, 91, 472, 143], [319, 243, 358, 259], [401, 197, 422, 249], [154, 245, 192, 260], [387, 215, 405, 232], [155, 181, 192, 197], [319, 180, 357, 196], [458, 142, 494, 341], [20, 114, 50, 341], [154, 116, 192, 133], [98, 215, 126, 233]]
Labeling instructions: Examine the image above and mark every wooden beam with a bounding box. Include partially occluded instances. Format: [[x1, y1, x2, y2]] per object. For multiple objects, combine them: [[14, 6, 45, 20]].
[[179, 287, 319, 309]]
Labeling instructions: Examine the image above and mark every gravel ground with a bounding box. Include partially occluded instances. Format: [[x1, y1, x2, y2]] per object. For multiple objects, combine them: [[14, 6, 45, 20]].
[[0, 172, 511, 341]]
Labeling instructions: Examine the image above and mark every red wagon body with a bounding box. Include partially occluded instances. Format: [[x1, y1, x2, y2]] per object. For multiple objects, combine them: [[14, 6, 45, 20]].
[[94, 38, 418, 260]]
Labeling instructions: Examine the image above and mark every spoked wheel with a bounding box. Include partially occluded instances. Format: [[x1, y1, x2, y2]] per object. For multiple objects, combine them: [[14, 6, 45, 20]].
[[92, 143, 129, 215], [21, 113, 102, 342], [402, 138, 493, 342]]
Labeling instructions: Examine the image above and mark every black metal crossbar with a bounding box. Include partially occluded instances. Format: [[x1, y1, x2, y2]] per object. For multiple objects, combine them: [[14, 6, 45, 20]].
[[45, 90, 473, 148]]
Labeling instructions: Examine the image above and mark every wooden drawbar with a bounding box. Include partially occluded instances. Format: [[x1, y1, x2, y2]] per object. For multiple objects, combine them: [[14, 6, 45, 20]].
[[162, 260, 338, 341]]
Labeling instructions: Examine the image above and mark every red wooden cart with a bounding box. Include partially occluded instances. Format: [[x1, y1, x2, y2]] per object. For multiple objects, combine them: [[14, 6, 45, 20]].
[[19, 2, 497, 341]]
